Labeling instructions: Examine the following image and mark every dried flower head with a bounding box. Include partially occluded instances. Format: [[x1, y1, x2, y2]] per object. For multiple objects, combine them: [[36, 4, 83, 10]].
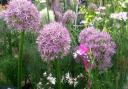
[[36, 22, 71, 61], [79, 27, 116, 70], [4, 0, 40, 31], [54, 11, 63, 22], [62, 10, 76, 24], [88, 3, 97, 11]]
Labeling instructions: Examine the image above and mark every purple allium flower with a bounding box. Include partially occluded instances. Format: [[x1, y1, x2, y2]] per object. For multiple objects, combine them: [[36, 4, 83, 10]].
[[62, 10, 76, 24], [4, 0, 40, 31], [79, 27, 116, 70], [36, 22, 71, 61]]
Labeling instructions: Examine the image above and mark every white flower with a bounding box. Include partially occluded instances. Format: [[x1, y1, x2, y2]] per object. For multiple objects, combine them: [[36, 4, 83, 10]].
[[37, 82, 43, 89], [74, 78, 78, 87], [77, 73, 83, 78], [98, 6, 106, 11], [43, 72, 47, 76], [65, 72, 70, 80], [110, 12, 128, 21], [65, 72, 78, 86], [38, 82, 42, 85], [94, 17, 103, 21], [73, 52, 78, 59], [65, 72, 73, 85], [47, 74, 56, 85], [95, 11, 101, 15], [80, 20, 86, 24]]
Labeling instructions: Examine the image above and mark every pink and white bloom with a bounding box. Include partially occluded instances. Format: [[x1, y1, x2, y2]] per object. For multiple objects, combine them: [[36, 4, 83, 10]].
[[110, 12, 128, 21], [73, 44, 89, 71]]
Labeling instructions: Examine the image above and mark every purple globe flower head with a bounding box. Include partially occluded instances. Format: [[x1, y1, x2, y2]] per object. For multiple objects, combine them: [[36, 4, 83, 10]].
[[62, 10, 76, 24], [36, 22, 71, 61], [4, 0, 40, 31], [79, 27, 116, 70]]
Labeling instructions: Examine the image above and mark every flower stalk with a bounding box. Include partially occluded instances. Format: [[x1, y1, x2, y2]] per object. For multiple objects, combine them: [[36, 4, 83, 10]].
[[18, 30, 25, 89], [55, 60, 62, 89]]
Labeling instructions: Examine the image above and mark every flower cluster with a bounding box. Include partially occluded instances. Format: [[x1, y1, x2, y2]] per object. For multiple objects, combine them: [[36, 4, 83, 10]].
[[79, 27, 116, 70], [4, 0, 40, 31], [37, 72, 84, 88], [36, 22, 71, 61], [110, 12, 128, 21], [64, 72, 78, 87]]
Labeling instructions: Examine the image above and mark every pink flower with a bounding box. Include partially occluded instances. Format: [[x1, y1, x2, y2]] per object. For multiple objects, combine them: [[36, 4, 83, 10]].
[[76, 44, 89, 55], [74, 44, 89, 71]]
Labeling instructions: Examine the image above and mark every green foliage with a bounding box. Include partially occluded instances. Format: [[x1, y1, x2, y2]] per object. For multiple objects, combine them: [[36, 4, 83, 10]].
[[0, 56, 18, 86]]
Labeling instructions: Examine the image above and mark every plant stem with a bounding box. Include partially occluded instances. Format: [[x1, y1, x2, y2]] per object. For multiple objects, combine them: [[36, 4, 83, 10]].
[[7, 31, 12, 56], [55, 60, 62, 89], [63, 0, 66, 11], [75, 4, 79, 30], [88, 70, 92, 89], [18, 31, 25, 89], [46, 0, 50, 22]]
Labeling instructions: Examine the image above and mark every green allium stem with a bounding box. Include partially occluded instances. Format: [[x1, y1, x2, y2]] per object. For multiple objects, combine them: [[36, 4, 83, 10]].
[[87, 70, 92, 89], [46, 0, 50, 22], [18, 31, 25, 89], [55, 60, 62, 89], [7, 31, 12, 56], [63, 0, 66, 11]]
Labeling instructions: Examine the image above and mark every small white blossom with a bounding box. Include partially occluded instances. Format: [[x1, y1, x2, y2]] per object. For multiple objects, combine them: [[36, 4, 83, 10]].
[[94, 17, 103, 21], [47, 74, 56, 85], [37, 82, 43, 89], [110, 12, 128, 21], [73, 52, 78, 59], [77, 73, 83, 78], [65, 72, 78, 86], [98, 6, 106, 11], [43, 72, 47, 76]]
